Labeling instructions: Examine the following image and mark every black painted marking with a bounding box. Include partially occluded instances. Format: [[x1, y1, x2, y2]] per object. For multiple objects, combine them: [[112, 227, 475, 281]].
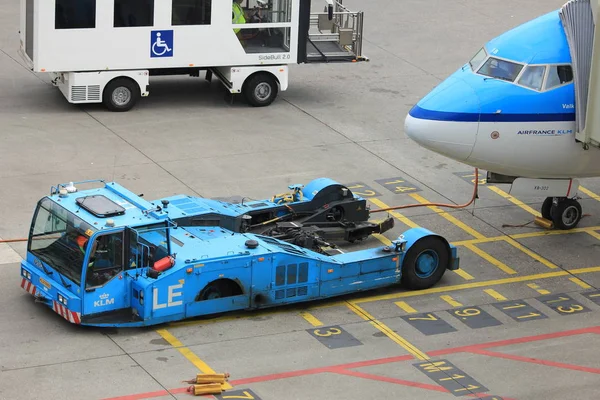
[[454, 171, 488, 186], [414, 359, 489, 397], [476, 397, 504, 400], [582, 290, 600, 306], [536, 293, 591, 315], [374, 177, 422, 194], [448, 306, 503, 329], [402, 313, 457, 335], [307, 325, 363, 349], [492, 300, 547, 322], [344, 182, 382, 198], [217, 389, 261, 399]]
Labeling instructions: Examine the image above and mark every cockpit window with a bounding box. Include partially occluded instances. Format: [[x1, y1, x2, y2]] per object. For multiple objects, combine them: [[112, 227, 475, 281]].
[[469, 48, 487, 71], [477, 57, 524, 82], [545, 65, 573, 90], [518, 65, 546, 91]]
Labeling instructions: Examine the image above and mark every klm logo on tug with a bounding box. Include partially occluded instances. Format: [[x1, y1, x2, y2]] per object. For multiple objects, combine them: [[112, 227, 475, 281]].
[[94, 293, 114, 307]]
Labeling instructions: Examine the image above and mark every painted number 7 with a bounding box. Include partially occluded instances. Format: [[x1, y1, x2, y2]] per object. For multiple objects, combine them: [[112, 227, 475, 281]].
[[223, 391, 255, 399]]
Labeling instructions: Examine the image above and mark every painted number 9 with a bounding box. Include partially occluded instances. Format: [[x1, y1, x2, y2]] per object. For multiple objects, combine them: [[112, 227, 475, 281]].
[[454, 308, 480, 317], [313, 327, 342, 337]]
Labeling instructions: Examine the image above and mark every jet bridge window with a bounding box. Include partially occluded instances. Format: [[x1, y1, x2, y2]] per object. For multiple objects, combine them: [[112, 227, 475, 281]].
[[477, 57, 524, 82], [172, 0, 212, 25], [55, 0, 96, 29], [518, 65, 546, 91], [545, 65, 574, 90], [114, 0, 155, 27]]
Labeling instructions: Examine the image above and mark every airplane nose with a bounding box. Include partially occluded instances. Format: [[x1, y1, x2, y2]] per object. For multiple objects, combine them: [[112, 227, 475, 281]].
[[404, 76, 480, 161]]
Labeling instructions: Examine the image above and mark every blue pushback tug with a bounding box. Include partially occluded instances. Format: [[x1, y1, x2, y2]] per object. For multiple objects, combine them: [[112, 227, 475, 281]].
[[19, 178, 459, 327]]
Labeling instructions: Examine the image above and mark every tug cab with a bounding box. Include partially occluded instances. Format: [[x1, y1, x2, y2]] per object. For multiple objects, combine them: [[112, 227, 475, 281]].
[[18, 0, 367, 111]]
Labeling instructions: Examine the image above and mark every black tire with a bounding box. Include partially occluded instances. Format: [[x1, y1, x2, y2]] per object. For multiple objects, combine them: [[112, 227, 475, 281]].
[[401, 236, 449, 290], [541, 197, 553, 220], [243, 73, 278, 107], [103, 78, 140, 112], [197, 280, 234, 301], [550, 198, 582, 230]]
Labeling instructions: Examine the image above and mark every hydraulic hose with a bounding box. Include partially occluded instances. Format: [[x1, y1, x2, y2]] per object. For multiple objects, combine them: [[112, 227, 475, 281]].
[[370, 168, 479, 213]]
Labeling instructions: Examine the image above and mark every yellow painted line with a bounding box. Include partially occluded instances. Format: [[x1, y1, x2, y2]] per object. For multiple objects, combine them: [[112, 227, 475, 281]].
[[586, 230, 600, 241], [372, 233, 392, 246], [464, 243, 517, 275], [570, 266, 600, 274], [395, 301, 418, 313], [451, 226, 600, 247], [346, 302, 429, 360], [502, 238, 559, 269], [569, 277, 592, 289], [527, 283, 551, 295], [484, 289, 508, 301], [440, 295, 462, 307], [453, 268, 475, 280], [369, 198, 419, 229], [487, 185, 541, 217], [299, 311, 323, 327], [408, 193, 486, 240], [156, 329, 233, 390], [579, 186, 600, 201]]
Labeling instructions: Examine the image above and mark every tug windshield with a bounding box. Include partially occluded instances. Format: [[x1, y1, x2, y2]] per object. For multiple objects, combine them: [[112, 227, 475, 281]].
[[28, 198, 97, 285]]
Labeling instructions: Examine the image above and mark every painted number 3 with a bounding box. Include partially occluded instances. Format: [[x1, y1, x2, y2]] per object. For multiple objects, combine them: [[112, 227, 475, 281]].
[[313, 327, 342, 337]]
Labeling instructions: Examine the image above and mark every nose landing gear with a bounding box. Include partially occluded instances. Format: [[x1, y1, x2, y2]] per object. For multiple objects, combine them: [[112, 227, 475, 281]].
[[541, 196, 583, 230]]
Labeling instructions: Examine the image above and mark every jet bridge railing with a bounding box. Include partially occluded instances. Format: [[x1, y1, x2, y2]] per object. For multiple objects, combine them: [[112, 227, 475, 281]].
[[306, 1, 365, 62]]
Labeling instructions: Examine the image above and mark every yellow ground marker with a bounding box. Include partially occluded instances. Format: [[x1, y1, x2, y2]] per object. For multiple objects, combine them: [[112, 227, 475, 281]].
[[527, 283, 551, 295], [569, 277, 592, 289], [502, 238, 559, 269], [464, 243, 517, 275], [579, 186, 600, 201], [156, 329, 233, 390], [484, 289, 508, 301], [409, 193, 486, 240], [440, 295, 462, 307], [586, 230, 600, 242], [299, 311, 323, 327], [487, 186, 541, 217], [347, 302, 429, 360], [369, 198, 419, 229], [395, 301, 418, 313]]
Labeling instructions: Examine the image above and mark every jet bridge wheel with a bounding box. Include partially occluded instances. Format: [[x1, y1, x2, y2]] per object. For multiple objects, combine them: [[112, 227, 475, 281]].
[[243, 73, 278, 107], [103, 77, 141, 112], [400, 236, 449, 290], [550, 198, 582, 230]]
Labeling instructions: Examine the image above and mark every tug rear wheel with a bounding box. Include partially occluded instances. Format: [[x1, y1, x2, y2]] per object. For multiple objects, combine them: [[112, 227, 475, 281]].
[[401, 236, 449, 290]]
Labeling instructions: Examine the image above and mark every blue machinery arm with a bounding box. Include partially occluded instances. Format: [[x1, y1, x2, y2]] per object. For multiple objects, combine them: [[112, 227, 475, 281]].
[[20, 178, 460, 327]]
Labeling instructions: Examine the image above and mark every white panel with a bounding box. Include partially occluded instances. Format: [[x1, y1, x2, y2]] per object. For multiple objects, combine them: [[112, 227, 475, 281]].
[[509, 178, 579, 197]]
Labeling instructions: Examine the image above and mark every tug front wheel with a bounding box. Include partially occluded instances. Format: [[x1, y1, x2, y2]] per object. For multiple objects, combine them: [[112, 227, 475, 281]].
[[401, 236, 449, 290]]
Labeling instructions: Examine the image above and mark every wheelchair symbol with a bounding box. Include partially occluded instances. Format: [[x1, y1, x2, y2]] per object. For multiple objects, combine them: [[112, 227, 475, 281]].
[[150, 30, 173, 58], [152, 32, 171, 56]]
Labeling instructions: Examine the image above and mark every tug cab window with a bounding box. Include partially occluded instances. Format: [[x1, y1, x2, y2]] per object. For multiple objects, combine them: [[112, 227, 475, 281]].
[[55, 0, 96, 29], [114, 0, 155, 27], [477, 57, 524, 82], [518, 65, 546, 91], [85, 232, 124, 288], [172, 0, 212, 25], [545, 65, 574, 90]]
